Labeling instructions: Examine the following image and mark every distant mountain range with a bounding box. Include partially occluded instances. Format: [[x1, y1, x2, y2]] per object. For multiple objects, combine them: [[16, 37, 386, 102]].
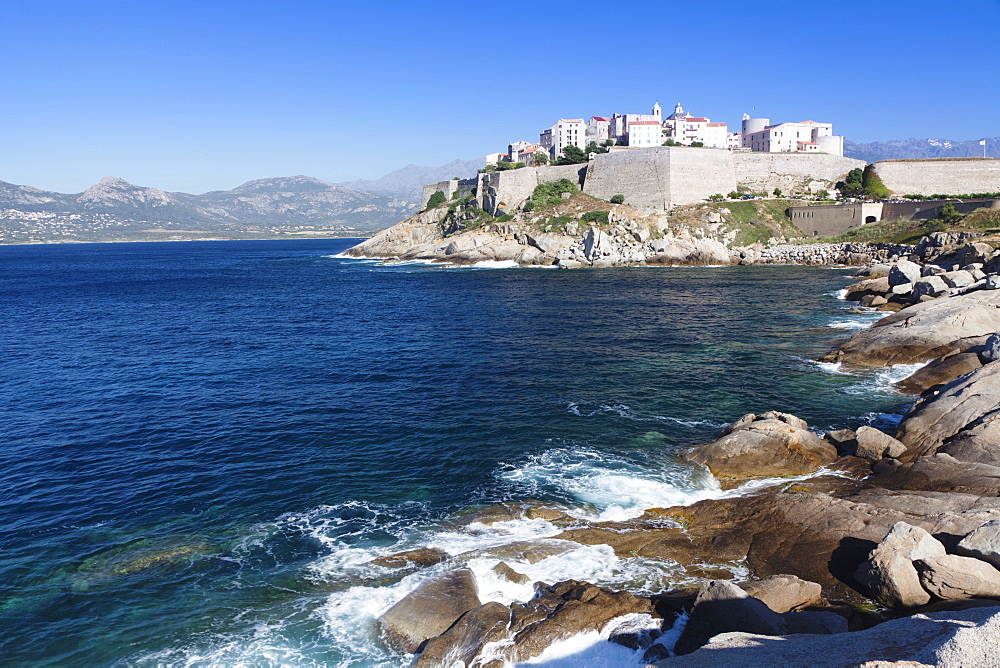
[[845, 137, 1000, 163], [0, 159, 485, 243], [339, 158, 485, 197]]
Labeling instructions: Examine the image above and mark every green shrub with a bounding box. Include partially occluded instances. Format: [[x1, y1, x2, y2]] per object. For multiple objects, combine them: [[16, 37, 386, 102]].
[[555, 145, 588, 165], [580, 210, 609, 225], [727, 191, 740, 199], [425, 191, 447, 210], [709, 193, 725, 202], [495, 214, 513, 222], [610, 194, 625, 204], [773, 188, 783, 198], [530, 179, 579, 208], [691, 141, 704, 148]]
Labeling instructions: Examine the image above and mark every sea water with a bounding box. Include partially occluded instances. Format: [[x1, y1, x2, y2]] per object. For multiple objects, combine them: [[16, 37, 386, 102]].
[[0, 239, 911, 665]]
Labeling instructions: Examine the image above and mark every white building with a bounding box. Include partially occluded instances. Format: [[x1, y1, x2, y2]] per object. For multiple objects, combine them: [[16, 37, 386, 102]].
[[586, 116, 612, 144], [507, 141, 546, 165], [610, 102, 662, 145], [661, 103, 729, 148], [627, 120, 663, 147], [540, 118, 587, 158], [741, 115, 844, 156]]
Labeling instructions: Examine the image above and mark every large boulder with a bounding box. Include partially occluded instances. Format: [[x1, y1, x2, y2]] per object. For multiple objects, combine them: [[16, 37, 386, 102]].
[[957, 520, 1000, 569], [739, 574, 823, 613], [686, 413, 836, 485], [817, 289, 1000, 367], [844, 277, 891, 301], [889, 259, 923, 287], [916, 554, 1000, 600], [854, 522, 946, 609], [652, 606, 1000, 667], [673, 580, 787, 656], [854, 426, 907, 461], [508, 580, 658, 662], [895, 362, 1000, 462], [414, 602, 511, 667], [378, 569, 481, 653], [913, 275, 949, 298]]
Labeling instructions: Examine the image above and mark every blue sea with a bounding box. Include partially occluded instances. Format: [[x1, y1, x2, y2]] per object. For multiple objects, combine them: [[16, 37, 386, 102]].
[[0, 239, 912, 666]]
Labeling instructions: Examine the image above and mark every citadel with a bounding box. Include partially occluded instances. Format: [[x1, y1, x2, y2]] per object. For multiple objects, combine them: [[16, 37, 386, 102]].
[[486, 102, 846, 166]]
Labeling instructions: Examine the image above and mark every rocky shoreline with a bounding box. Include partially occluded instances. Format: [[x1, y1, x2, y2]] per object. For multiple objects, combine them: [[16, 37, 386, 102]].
[[364, 231, 1000, 666], [341, 197, 915, 269]]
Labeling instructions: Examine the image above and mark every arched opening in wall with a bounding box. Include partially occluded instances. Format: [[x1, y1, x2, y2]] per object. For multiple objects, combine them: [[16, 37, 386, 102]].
[[865, 216, 877, 224]]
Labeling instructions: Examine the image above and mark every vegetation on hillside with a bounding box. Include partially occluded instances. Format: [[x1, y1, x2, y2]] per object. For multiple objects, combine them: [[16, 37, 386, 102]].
[[424, 190, 447, 211]]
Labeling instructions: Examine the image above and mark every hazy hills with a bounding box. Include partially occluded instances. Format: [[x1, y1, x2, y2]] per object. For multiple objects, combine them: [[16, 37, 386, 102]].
[[339, 158, 485, 197]]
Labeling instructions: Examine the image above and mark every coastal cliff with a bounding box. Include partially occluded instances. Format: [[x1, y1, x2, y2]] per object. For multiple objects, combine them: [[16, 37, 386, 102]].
[[344, 190, 907, 269]]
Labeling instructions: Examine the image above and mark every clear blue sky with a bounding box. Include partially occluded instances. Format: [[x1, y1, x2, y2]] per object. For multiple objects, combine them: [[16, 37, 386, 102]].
[[3, 0, 998, 194]]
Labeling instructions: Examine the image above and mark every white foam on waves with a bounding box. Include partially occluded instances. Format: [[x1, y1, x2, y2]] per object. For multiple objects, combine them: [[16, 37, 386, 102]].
[[500, 447, 722, 522]]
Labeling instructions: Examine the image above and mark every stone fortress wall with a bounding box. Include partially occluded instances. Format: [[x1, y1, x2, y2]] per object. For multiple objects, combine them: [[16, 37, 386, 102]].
[[871, 158, 1000, 196], [476, 164, 587, 215], [474, 147, 866, 214], [733, 153, 865, 195], [420, 178, 478, 210]]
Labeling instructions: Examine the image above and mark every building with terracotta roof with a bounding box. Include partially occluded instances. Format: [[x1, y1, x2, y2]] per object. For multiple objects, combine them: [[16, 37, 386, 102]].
[[741, 115, 844, 156], [586, 116, 612, 144], [610, 102, 662, 146], [661, 103, 729, 148]]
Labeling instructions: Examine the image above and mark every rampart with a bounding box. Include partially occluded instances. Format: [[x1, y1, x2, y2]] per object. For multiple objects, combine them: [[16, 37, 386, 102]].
[[477, 164, 587, 215], [871, 159, 1000, 196], [733, 153, 865, 194], [420, 178, 477, 210], [583, 148, 735, 209], [583, 148, 863, 210]]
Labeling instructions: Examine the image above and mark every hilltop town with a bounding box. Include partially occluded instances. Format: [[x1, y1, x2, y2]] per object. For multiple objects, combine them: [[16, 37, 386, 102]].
[[486, 102, 846, 166]]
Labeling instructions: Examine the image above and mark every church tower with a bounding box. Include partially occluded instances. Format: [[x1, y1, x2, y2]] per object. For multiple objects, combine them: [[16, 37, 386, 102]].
[[653, 101, 662, 122]]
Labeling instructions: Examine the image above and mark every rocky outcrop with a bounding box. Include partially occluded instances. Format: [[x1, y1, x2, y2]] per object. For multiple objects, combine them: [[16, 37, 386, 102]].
[[894, 361, 1000, 462], [653, 606, 1000, 667], [820, 290, 1000, 367], [685, 413, 837, 485], [413, 602, 511, 667], [378, 569, 481, 653]]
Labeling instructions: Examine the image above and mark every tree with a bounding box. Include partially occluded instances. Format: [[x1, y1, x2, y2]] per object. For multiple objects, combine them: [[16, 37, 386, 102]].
[[816, 189, 830, 199], [610, 194, 625, 204], [691, 141, 704, 148], [727, 191, 740, 199], [773, 188, 783, 198], [533, 150, 549, 166], [861, 165, 891, 200], [425, 190, 447, 210], [937, 202, 963, 225], [555, 145, 588, 165], [585, 142, 609, 155]]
